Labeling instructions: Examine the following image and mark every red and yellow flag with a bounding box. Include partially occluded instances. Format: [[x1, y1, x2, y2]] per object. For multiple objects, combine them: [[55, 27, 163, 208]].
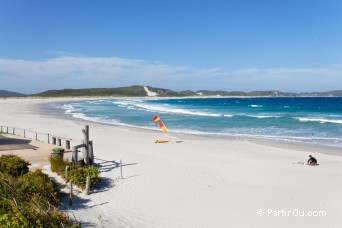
[[159, 120, 168, 133], [152, 115, 161, 122]]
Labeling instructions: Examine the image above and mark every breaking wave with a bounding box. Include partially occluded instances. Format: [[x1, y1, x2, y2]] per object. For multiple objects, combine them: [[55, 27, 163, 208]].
[[295, 117, 342, 125]]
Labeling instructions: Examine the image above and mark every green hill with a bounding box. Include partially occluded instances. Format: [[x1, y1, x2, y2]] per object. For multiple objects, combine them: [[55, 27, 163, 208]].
[[0, 90, 26, 97], [33, 86, 147, 97], [33, 86, 198, 97], [31, 86, 342, 97]]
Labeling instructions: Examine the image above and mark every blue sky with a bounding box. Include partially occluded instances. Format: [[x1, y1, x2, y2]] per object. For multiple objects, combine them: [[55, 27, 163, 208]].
[[0, 0, 341, 94]]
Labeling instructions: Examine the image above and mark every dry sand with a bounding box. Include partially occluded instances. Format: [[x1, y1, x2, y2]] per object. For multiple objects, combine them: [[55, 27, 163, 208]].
[[0, 134, 57, 171], [0, 98, 341, 228]]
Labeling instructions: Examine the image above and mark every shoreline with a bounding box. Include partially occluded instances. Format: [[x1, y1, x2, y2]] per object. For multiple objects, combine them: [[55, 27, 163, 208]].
[[1, 97, 342, 227], [36, 97, 342, 156], [2, 94, 342, 99]]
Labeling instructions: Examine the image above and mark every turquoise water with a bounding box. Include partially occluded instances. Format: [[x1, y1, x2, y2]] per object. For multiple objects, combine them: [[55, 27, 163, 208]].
[[49, 97, 342, 148]]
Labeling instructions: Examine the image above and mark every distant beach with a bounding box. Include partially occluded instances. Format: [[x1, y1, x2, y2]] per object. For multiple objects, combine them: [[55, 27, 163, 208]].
[[41, 97, 342, 149], [1, 97, 341, 227]]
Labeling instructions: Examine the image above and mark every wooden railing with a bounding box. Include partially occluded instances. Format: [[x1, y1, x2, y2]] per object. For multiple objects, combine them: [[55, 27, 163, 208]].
[[0, 125, 72, 149]]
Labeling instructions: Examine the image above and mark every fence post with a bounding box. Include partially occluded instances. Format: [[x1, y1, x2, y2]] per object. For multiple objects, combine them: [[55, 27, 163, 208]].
[[69, 180, 73, 206], [35, 132, 38, 141], [24, 130, 26, 138], [7, 127, 8, 133], [13, 128, 15, 135], [66, 140, 70, 149], [120, 159, 123, 179], [72, 146, 78, 165], [85, 176, 90, 195], [89, 141, 94, 165], [82, 125, 90, 165], [65, 166, 69, 183], [48, 134, 50, 144]]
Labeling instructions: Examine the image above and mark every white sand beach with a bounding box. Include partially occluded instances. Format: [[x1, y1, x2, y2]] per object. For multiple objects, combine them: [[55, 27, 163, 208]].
[[0, 98, 341, 228]]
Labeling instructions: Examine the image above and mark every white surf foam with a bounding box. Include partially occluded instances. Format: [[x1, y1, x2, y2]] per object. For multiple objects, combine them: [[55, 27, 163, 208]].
[[62, 104, 79, 113], [295, 117, 342, 125], [247, 115, 281, 119], [113, 99, 224, 117]]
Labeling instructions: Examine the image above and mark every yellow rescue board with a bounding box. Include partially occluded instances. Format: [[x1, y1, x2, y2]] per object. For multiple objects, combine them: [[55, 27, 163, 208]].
[[155, 139, 169, 144]]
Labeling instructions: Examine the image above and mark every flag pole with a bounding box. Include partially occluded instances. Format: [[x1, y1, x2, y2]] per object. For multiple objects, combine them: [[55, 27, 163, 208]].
[[153, 115, 172, 143]]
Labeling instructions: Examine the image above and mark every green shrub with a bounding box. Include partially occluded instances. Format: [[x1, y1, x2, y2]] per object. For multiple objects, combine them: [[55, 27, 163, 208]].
[[0, 172, 78, 227], [49, 156, 72, 177], [49, 156, 100, 189], [68, 166, 100, 189], [0, 205, 72, 227], [18, 169, 60, 206], [0, 155, 30, 177]]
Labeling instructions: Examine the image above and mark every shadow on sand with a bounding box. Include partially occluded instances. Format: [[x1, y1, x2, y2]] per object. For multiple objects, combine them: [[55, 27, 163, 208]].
[[0, 135, 38, 151], [94, 157, 138, 173], [58, 156, 139, 224], [91, 157, 139, 192]]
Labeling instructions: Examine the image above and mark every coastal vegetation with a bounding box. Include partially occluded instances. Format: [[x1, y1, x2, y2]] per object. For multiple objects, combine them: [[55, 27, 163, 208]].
[[1, 86, 342, 97], [49, 156, 100, 189], [34, 85, 149, 97], [0, 154, 30, 177], [0, 154, 79, 227], [67, 165, 100, 189], [31, 86, 342, 97]]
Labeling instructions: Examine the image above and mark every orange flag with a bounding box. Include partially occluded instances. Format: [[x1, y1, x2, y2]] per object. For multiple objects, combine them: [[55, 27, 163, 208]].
[[159, 120, 168, 133], [152, 115, 161, 122]]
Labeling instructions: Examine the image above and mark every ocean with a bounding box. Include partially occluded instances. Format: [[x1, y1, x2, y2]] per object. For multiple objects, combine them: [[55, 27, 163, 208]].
[[45, 97, 342, 148]]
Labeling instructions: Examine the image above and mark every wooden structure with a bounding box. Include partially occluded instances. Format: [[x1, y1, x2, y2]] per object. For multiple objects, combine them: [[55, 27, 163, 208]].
[[51, 136, 71, 149], [72, 125, 94, 166], [0, 124, 93, 166], [0, 125, 71, 149]]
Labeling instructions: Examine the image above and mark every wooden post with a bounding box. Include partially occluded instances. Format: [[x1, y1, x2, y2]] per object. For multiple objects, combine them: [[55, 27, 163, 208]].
[[35, 132, 38, 141], [13, 128, 15, 135], [120, 159, 123, 179], [47, 134, 50, 144], [83, 125, 90, 165], [85, 176, 90, 195], [65, 166, 69, 183], [66, 140, 70, 149], [69, 180, 73, 206], [24, 130, 26, 138], [89, 141, 94, 165], [72, 146, 78, 165], [7, 127, 8, 133], [58, 138, 62, 146], [82, 139, 86, 165]]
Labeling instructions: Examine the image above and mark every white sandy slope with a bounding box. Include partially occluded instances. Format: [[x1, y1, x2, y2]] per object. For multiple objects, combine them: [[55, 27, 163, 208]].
[[144, 86, 158, 97], [0, 98, 342, 228]]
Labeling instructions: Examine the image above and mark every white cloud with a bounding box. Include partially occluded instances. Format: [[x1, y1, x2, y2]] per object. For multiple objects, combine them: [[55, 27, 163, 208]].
[[0, 55, 341, 93], [225, 65, 342, 92], [0, 56, 191, 93]]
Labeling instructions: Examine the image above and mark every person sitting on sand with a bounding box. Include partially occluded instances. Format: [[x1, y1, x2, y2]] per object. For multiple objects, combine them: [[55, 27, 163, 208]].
[[307, 155, 317, 166]]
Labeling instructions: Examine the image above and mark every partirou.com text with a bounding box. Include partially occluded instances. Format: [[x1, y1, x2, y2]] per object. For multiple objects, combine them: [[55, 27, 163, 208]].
[[256, 208, 327, 217]]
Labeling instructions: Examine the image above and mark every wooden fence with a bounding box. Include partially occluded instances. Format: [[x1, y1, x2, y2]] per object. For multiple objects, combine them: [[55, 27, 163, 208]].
[[0, 125, 72, 149]]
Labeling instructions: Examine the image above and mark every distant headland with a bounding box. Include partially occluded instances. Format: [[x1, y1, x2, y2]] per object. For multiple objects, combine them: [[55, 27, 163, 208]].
[[1, 86, 342, 97]]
